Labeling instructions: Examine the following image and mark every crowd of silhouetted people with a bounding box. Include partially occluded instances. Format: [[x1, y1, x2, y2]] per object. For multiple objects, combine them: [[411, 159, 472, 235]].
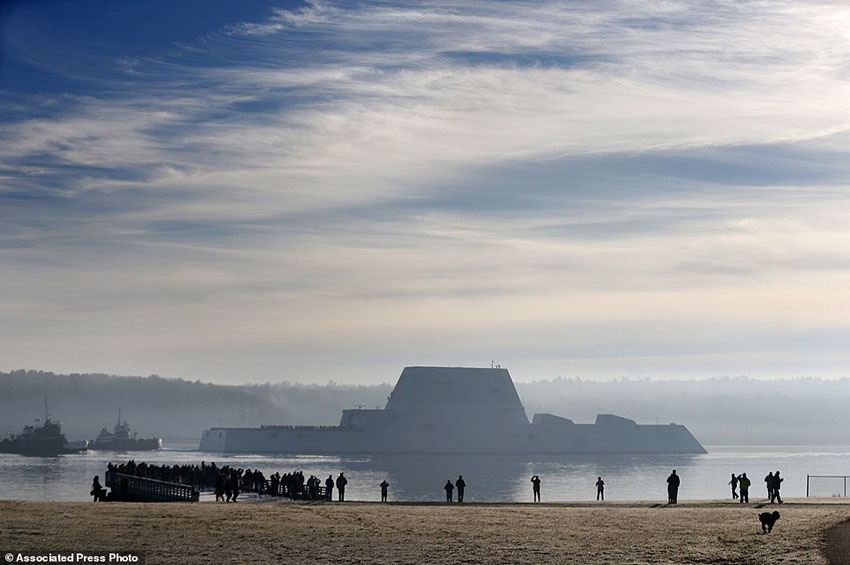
[[104, 460, 356, 502], [99, 460, 788, 505]]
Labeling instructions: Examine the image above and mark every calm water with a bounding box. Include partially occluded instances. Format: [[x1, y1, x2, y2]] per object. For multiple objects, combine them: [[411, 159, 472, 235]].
[[1, 443, 849, 502]]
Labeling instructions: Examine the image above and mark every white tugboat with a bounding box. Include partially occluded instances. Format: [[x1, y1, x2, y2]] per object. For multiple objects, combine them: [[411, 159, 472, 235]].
[[91, 410, 162, 451]]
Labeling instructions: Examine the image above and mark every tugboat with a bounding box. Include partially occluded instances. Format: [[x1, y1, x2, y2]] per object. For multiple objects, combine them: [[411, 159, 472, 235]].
[[0, 400, 88, 456], [91, 410, 162, 451]]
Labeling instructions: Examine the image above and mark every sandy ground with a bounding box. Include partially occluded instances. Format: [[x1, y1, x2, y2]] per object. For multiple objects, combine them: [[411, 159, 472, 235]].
[[1, 499, 849, 564]]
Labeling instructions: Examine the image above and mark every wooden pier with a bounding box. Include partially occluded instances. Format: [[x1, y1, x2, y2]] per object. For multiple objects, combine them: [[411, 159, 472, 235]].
[[105, 471, 200, 502]]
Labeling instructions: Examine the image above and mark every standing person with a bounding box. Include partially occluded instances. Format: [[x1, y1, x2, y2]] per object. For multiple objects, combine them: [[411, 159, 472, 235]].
[[666, 470, 680, 504], [336, 472, 348, 502], [765, 472, 774, 502], [456, 475, 466, 503], [729, 473, 739, 499], [596, 477, 605, 501], [380, 480, 389, 502], [224, 478, 232, 502], [444, 480, 454, 503], [531, 475, 541, 502], [738, 473, 750, 503], [325, 475, 334, 502], [773, 471, 783, 504]]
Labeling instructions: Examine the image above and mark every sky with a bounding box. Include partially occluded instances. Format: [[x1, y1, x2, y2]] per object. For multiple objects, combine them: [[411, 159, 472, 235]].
[[2, 0, 850, 384]]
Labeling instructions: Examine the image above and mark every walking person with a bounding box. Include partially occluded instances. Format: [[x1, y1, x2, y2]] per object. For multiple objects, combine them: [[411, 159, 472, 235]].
[[765, 472, 774, 502], [336, 472, 348, 502], [773, 471, 783, 504], [444, 480, 454, 503], [666, 470, 680, 504], [230, 472, 240, 502], [380, 480, 389, 502], [596, 476, 605, 501], [215, 472, 224, 502], [456, 475, 466, 503], [325, 475, 334, 502], [531, 475, 541, 502], [90, 476, 106, 502], [738, 473, 750, 503], [729, 473, 738, 499]]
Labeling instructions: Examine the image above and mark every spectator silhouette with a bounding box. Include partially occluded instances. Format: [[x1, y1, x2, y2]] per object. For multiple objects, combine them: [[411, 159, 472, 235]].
[[215, 472, 224, 502], [531, 475, 541, 502], [666, 470, 680, 504], [765, 472, 774, 501], [90, 475, 106, 502], [738, 473, 750, 503], [772, 471, 783, 504], [380, 480, 389, 502], [729, 473, 738, 499], [325, 475, 334, 501], [444, 480, 454, 503], [596, 477, 605, 501], [336, 473, 348, 502], [456, 475, 466, 503], [230, 472, 240, 502]]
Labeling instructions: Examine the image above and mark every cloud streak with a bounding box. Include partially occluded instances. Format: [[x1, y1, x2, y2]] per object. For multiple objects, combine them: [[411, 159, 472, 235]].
[[2, 0, 850, 382]]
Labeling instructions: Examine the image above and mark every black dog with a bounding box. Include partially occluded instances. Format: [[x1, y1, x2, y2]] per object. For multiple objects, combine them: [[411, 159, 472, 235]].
[[759, 511, 780, 533]]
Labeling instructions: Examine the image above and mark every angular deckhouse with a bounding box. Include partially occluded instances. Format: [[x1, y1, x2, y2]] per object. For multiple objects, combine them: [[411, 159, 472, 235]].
[[200, 366, 706, 454]]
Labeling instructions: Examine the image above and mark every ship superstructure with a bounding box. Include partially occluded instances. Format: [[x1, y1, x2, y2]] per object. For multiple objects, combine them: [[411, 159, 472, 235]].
[[200, 366, 706, 455]]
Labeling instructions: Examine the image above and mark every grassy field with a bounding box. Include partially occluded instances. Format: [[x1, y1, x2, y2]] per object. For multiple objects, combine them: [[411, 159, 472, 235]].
[[2, 499, 848, 564]]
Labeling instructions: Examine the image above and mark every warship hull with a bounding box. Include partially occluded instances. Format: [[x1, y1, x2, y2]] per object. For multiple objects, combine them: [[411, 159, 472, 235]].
[[200, 367, 706, 455]]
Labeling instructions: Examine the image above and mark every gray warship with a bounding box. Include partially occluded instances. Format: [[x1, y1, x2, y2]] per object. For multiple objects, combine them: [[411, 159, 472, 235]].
[[200, 366, 706, 454]]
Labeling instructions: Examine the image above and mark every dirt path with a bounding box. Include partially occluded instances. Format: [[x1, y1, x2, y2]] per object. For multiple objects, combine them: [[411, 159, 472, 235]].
[[825, 519, 850, 565]]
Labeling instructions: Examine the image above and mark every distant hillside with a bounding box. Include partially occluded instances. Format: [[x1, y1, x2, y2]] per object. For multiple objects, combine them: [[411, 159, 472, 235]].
[[0, 370, 390, 443], [2, 370, 849, 446]]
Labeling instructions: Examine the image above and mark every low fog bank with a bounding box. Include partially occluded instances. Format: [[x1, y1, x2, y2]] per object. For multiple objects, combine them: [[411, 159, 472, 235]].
[[0, 371, 390, 443], [516, 377, 850, 445], [2, 370, 848, 446]]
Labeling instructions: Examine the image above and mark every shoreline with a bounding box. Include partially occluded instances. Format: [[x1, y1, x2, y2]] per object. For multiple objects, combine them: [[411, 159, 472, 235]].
[[3, 499, 849, 564]]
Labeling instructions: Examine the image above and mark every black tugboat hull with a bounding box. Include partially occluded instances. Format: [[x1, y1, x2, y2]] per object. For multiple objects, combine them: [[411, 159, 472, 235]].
[[91, 438, 162, 451], [0, 437, 85, 456]]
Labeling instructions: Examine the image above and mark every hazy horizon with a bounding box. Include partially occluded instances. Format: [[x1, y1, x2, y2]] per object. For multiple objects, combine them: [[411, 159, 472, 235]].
[[4, 1, 850, 385], [3, 365, 850, 387]]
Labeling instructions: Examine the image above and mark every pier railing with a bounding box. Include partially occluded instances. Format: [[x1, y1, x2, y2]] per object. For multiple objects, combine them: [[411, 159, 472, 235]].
[[257, 480, 326, 499], [106, 471, 200, 502]]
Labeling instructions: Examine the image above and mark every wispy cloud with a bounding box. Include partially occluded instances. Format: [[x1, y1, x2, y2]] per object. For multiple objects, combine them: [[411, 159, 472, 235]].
[[2, 1, 850, 382]]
